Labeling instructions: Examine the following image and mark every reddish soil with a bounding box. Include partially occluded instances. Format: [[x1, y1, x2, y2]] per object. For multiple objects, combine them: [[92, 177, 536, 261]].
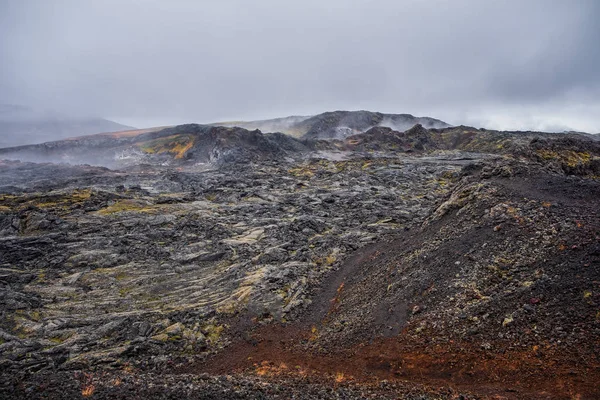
[[192, 315, 599, 399]]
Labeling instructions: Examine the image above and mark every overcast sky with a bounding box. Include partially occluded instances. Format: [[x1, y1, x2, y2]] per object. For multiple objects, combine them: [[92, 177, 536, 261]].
[[1, 0, 599, 132]]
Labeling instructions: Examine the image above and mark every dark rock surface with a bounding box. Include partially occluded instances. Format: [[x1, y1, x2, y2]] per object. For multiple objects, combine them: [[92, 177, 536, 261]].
[[0, 119, 599, 399]]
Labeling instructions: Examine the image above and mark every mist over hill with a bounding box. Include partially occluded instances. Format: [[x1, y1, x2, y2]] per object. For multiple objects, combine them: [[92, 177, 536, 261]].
[[214, 110, 451, 139], [0, 104, 134, 148]]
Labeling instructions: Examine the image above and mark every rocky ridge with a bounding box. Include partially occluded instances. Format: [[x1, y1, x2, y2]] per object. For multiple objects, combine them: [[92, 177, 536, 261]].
[[215, 110, 451, 140]]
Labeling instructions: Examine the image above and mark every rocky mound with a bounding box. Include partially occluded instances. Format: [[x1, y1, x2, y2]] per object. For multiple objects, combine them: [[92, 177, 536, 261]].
[[308, 160, 600, 376], [0, 124, 311, 167], [300, 111, 450, 140], [341, 124, 438, 152], [336, 124, 600, 176], [211, 115, 312, 138]]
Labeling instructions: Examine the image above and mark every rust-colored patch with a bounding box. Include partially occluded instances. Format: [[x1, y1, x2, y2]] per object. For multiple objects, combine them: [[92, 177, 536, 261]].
[[192, 322, 600, 400]]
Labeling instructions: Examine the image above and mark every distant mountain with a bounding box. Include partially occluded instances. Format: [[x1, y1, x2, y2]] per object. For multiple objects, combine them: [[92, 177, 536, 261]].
[[0, 104, 134, 148], [213, 110, 451, 139]]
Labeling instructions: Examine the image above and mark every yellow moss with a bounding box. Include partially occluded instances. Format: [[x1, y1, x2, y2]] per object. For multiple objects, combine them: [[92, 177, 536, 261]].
[[29, 310, 41, 321], [203, 324, 224, 344], [3, 189, 92, 213], [49, 336, 66, 344], [173, 140, 194, 159], [216, 302, 237, 314], [288, 166, 315, 178], [97, 199, 157, 215], [37, 270, 47, 283], [309, 325, 319, 341], [325, 253, 337, 265], [114, 272, 128, 281], [486, 264, 508, 279], [137, 134, 195, 159], [537, 149, 558, 160], [536, 149, 592, 167]]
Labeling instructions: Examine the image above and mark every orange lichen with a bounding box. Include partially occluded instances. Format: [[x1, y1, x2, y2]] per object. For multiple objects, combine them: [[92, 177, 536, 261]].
[[137, 134, 195, 159], [254, 361, 289, 376], [334, 371, 348, 383], [309, 325, 319, 341], [81, 385, 95, 397]]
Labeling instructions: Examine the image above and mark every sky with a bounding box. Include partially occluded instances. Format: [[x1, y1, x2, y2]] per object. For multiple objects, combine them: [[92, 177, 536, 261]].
[[1, 0, 599, 132]]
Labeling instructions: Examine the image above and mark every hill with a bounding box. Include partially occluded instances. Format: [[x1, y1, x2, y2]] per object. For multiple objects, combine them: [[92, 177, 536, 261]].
[[213, 110, 451, 139], [0, 104, 134, 148]]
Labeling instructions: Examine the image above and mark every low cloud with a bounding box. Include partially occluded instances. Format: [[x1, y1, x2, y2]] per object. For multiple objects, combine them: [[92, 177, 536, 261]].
[[1, 0, 598, 132]]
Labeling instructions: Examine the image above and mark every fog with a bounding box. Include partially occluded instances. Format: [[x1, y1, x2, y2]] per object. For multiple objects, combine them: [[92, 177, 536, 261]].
[[1, 0, 599, 133]]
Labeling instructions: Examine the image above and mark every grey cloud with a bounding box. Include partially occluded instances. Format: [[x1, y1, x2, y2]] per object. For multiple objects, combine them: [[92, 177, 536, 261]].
[[0, 0, 598, 132]]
